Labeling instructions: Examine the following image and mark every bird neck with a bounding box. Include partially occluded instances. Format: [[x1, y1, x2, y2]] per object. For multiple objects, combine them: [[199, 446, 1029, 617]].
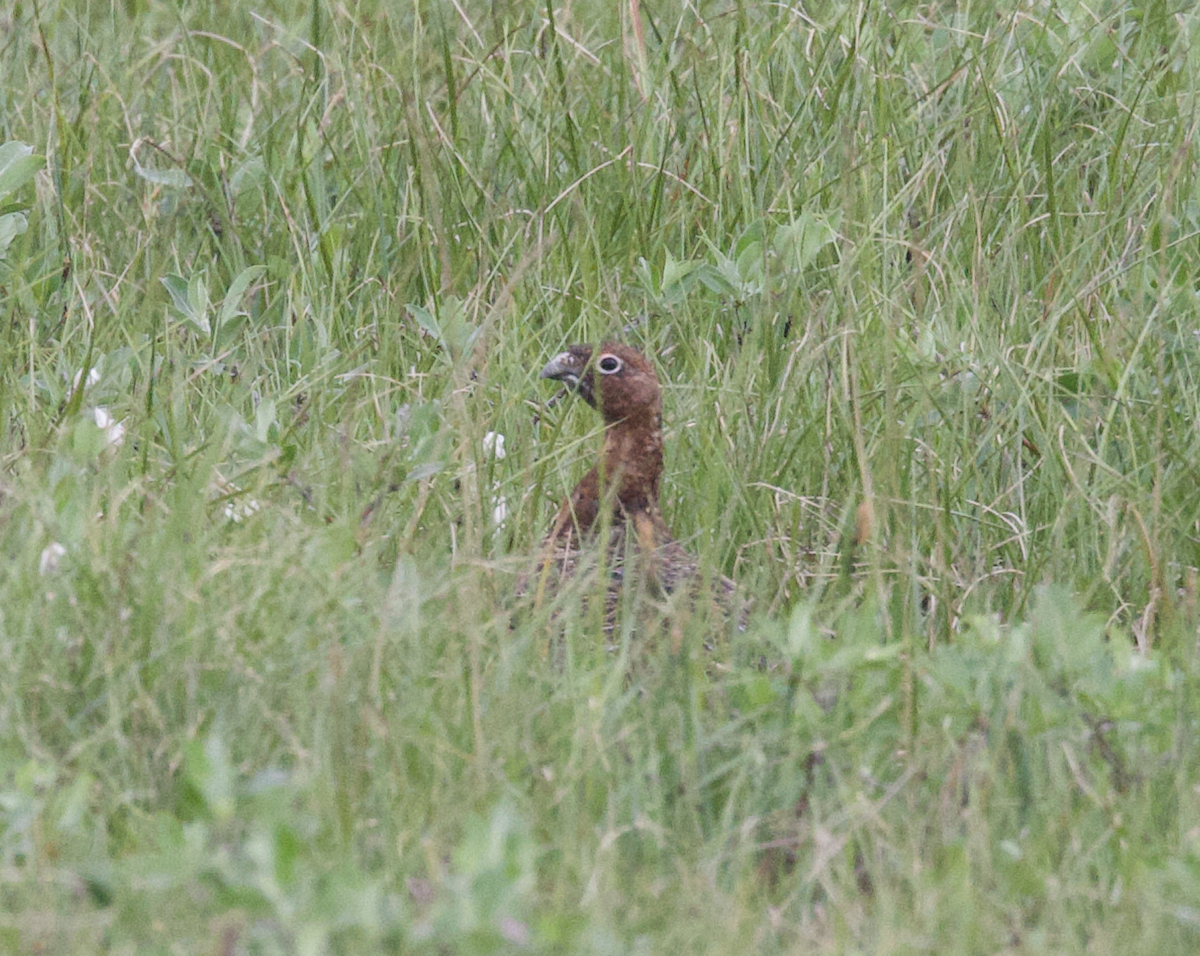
[[599, 414, 663, 514]]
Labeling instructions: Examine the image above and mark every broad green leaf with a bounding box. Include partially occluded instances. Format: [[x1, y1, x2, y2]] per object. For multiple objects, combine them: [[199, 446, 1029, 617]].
[[0, 211, 27, 258], [774, 210, 841, 272], [407, 302, 441, 342], [254, 397, 277, 443], [0, 140, 33, 169], [132, 160, 192, 188], [161, 273, 211, 335], [661, 252, 698, 290], [735, 239, 764, 284], [0, 141, 44, 200], [733, 219, 765, 260], [160, 274, 194, 319], [187, 272, 209, 328], [409, 297, 478, 362], [220, 265, 265, 327], [660, 254, 706, 304], [696, 263, 736, 296]]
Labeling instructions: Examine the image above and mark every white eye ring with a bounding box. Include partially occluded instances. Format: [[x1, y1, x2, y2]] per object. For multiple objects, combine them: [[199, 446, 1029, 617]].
[[597, 354, 623, 374]]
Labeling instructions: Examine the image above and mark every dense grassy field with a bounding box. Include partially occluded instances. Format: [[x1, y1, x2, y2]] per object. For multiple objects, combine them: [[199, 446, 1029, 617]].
[[3, 0, 1200, 951]]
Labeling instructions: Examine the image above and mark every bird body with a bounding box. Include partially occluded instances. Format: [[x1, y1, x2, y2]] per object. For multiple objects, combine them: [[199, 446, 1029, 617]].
[[525, 343, 737, 633]]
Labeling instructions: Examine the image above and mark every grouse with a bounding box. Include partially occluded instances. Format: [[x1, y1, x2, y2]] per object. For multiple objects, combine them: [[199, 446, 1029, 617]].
[[524, 343, 738, 632]]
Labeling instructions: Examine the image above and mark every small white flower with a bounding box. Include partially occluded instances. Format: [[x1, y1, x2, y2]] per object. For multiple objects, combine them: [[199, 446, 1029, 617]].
[[223, 498, 261, 523], [491, 487, 508, 528], [212, 474, 262, 523], [482, 431, 506, 460], [72, 367, 101, 390], [39, 542, 66, 575], [93, 407, 126, 448]]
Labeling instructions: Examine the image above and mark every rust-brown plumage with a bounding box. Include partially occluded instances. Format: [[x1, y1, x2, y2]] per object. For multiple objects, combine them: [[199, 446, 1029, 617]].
[[525, 343, 737, 630]]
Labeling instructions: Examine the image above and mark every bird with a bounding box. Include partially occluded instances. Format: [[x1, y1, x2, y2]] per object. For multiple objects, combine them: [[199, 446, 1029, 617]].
[[523, 342, 738, 635]]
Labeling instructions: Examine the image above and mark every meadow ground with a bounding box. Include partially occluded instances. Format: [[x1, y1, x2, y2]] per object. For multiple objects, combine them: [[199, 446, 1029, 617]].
[[2, 0, 1200, 952]]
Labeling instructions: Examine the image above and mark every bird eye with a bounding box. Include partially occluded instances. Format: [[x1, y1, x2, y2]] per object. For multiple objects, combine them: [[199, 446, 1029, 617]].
[[597, 354, 623, 374]]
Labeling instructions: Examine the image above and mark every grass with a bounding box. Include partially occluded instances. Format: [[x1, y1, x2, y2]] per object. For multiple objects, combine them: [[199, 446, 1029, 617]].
[[2, 0, 1200, 951]]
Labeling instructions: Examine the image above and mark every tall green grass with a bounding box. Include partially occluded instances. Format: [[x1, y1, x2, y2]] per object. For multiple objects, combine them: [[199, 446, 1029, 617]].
[[1, 0, 1199, 952]]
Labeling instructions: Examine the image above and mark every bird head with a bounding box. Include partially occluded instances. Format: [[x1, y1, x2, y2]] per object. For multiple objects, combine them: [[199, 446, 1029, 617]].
[[540, 343, 662, 426]]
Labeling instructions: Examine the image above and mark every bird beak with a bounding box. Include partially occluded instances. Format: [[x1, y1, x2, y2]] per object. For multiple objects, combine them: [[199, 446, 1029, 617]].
[[539, 351, 581, 386], [541, 348, 595, 405]]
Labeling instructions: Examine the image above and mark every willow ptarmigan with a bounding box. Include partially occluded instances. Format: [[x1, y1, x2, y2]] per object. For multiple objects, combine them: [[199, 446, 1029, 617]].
[[524, 343, 738, 632]]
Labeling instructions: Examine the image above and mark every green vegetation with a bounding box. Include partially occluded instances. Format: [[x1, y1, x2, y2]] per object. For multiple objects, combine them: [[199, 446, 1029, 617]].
[[2, 0, 1200, 951]]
